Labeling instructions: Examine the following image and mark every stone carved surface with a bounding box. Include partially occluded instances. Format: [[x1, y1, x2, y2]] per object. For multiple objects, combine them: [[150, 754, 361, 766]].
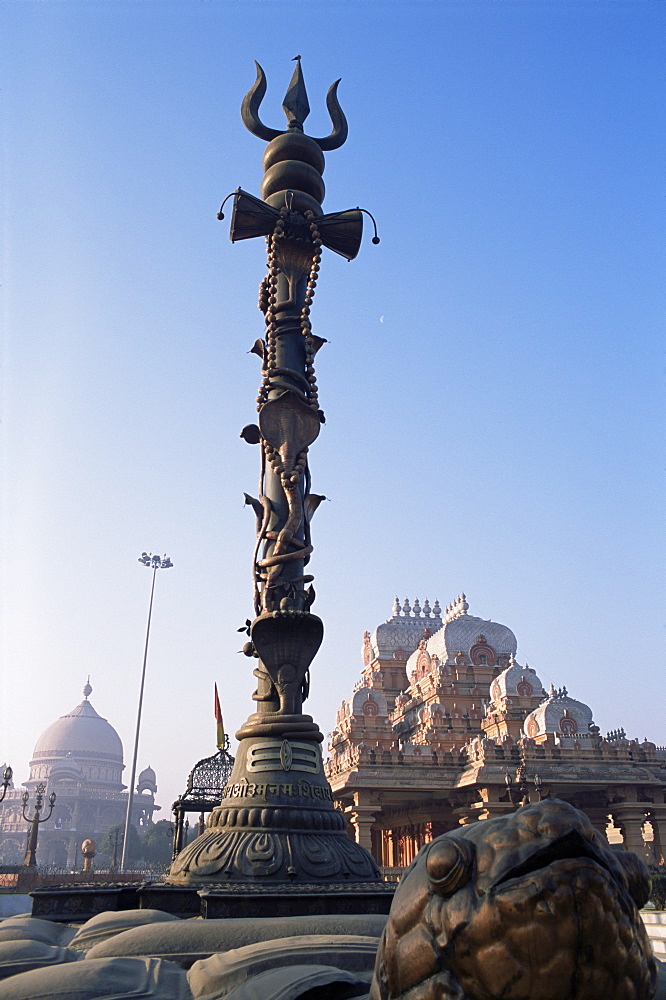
[[0, 940, 81, 980], [169, 826, 378, 884], [84, 913, 389, 964], [188, 934, 380, 996], [370, 798, 656, 1000], [0, 956, 191, 1000], [168, 735, 379, 886]]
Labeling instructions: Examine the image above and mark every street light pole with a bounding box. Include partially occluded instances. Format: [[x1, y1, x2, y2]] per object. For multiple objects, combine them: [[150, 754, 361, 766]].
[[121, 552, 173, 871]]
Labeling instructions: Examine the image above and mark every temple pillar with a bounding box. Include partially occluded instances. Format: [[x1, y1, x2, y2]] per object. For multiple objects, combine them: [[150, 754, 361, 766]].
[[408, 828, 418, 864], [349, 804, 376, 855], [583, 808, 610, 843], [648, 807, 666, 864], [389, 830, 400, 868], [378, 830, 388, 867], [613, 808, 648, 858]]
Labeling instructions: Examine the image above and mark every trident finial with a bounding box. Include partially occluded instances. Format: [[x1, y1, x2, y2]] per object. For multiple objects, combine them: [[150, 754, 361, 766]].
[[241, 61, 348, 151], [282, 56, 310, 130]]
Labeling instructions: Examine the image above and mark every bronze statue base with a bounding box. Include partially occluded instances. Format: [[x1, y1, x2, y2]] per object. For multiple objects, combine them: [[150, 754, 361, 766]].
[[167, 722, 380, 886]]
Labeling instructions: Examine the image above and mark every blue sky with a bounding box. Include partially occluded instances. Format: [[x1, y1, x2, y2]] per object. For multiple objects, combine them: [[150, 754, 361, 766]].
[[2, 1, 663, 817]]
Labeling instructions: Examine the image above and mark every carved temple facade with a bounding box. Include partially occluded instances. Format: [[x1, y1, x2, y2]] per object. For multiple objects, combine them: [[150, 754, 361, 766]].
[[324, 596, 666, 870]]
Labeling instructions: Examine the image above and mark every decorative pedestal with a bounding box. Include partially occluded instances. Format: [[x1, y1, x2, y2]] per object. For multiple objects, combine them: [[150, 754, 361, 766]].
[[168, 722, 380, 888]]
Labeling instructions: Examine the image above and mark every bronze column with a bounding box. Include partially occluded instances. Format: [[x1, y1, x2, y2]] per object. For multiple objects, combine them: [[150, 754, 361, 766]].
[[168, 61, 380, 890]]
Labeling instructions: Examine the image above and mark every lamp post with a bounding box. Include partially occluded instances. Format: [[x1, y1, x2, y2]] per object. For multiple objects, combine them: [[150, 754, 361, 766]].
[[121, 552, 173, 871], [21, 783, 56, 868], [0, 766, 12, 803]]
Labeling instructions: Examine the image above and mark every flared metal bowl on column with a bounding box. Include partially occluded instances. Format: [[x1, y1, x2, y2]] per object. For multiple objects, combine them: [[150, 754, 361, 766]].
[[167, 61, 385, 905]]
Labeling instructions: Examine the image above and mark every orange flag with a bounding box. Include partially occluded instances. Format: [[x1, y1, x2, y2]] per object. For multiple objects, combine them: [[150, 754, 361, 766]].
[[214, 683, 225, 747]]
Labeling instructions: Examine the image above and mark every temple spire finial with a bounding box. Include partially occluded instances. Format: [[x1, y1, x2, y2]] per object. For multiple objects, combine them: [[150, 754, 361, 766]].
[[283, 56, 310, 130]]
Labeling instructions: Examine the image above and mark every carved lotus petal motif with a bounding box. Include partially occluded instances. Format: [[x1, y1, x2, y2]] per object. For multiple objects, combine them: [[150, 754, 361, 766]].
[[259, 393, 320, 472], [274, 238, 317, 283], [251, 612, 324, 675]]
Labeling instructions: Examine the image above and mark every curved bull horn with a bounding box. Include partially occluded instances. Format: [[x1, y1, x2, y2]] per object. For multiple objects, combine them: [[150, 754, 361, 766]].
[[312, 79, 348, 151], [241, 62, 282, 142]]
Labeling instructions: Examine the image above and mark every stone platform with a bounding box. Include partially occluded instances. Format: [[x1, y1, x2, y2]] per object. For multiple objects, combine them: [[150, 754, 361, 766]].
[[29, 879, 395, 922]]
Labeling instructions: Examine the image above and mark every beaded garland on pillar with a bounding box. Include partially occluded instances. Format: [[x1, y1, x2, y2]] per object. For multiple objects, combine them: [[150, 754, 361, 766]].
[[168, 61, 380, 888]]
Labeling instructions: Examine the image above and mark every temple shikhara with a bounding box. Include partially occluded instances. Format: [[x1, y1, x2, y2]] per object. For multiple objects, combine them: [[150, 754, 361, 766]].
[[325, 595, 666, 869]]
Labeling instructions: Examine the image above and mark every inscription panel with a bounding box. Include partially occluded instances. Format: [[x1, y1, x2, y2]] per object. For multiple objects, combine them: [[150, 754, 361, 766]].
[[221, 777, 333, 801]]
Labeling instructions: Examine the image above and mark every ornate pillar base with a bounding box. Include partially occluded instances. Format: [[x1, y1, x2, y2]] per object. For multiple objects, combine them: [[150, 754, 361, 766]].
[[168, 720, 380, 887]]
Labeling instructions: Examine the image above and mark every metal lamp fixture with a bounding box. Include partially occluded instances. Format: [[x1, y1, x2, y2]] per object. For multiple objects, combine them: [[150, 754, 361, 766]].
[[0, 766, 12, 804], [22, 783, 56, 868], [120, 552, 173, 871]]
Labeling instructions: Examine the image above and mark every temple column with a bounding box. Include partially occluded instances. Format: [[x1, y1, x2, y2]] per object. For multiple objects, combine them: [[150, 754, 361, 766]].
[[349, 805, 376, 855], [389, 830, 400, 868], [378, 830, 388, 867], [612, 808, 648, 858], [583, 808, 610, 843], [402, 830, 413, 866], [648, 807, 666, 864]]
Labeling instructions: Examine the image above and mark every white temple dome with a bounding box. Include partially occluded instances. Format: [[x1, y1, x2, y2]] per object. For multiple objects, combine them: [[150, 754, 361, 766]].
[[428, 616, 517, 666], [32, 682, 123, 763], [523, 685, 594, 742], [406, 596, 517, 670], [489, 658, 545, 702]]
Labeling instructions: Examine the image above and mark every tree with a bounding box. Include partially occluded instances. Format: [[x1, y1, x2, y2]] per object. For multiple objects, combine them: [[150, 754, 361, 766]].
[[649, 864, 666, 910], [98, 823, 142, 866], [141, 820, 174, 866]]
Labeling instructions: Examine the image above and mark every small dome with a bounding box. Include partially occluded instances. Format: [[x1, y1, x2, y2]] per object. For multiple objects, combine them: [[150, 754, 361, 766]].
[[489, 658, 545, 702], [523, 686, 594, 742], [33, 694, 123, 763], [349, 687, 388, 718], [137, 765, 157, 794]]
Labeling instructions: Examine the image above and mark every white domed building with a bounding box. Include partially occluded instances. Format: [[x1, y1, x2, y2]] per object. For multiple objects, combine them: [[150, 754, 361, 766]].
[[0, 682, 159, 868]]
